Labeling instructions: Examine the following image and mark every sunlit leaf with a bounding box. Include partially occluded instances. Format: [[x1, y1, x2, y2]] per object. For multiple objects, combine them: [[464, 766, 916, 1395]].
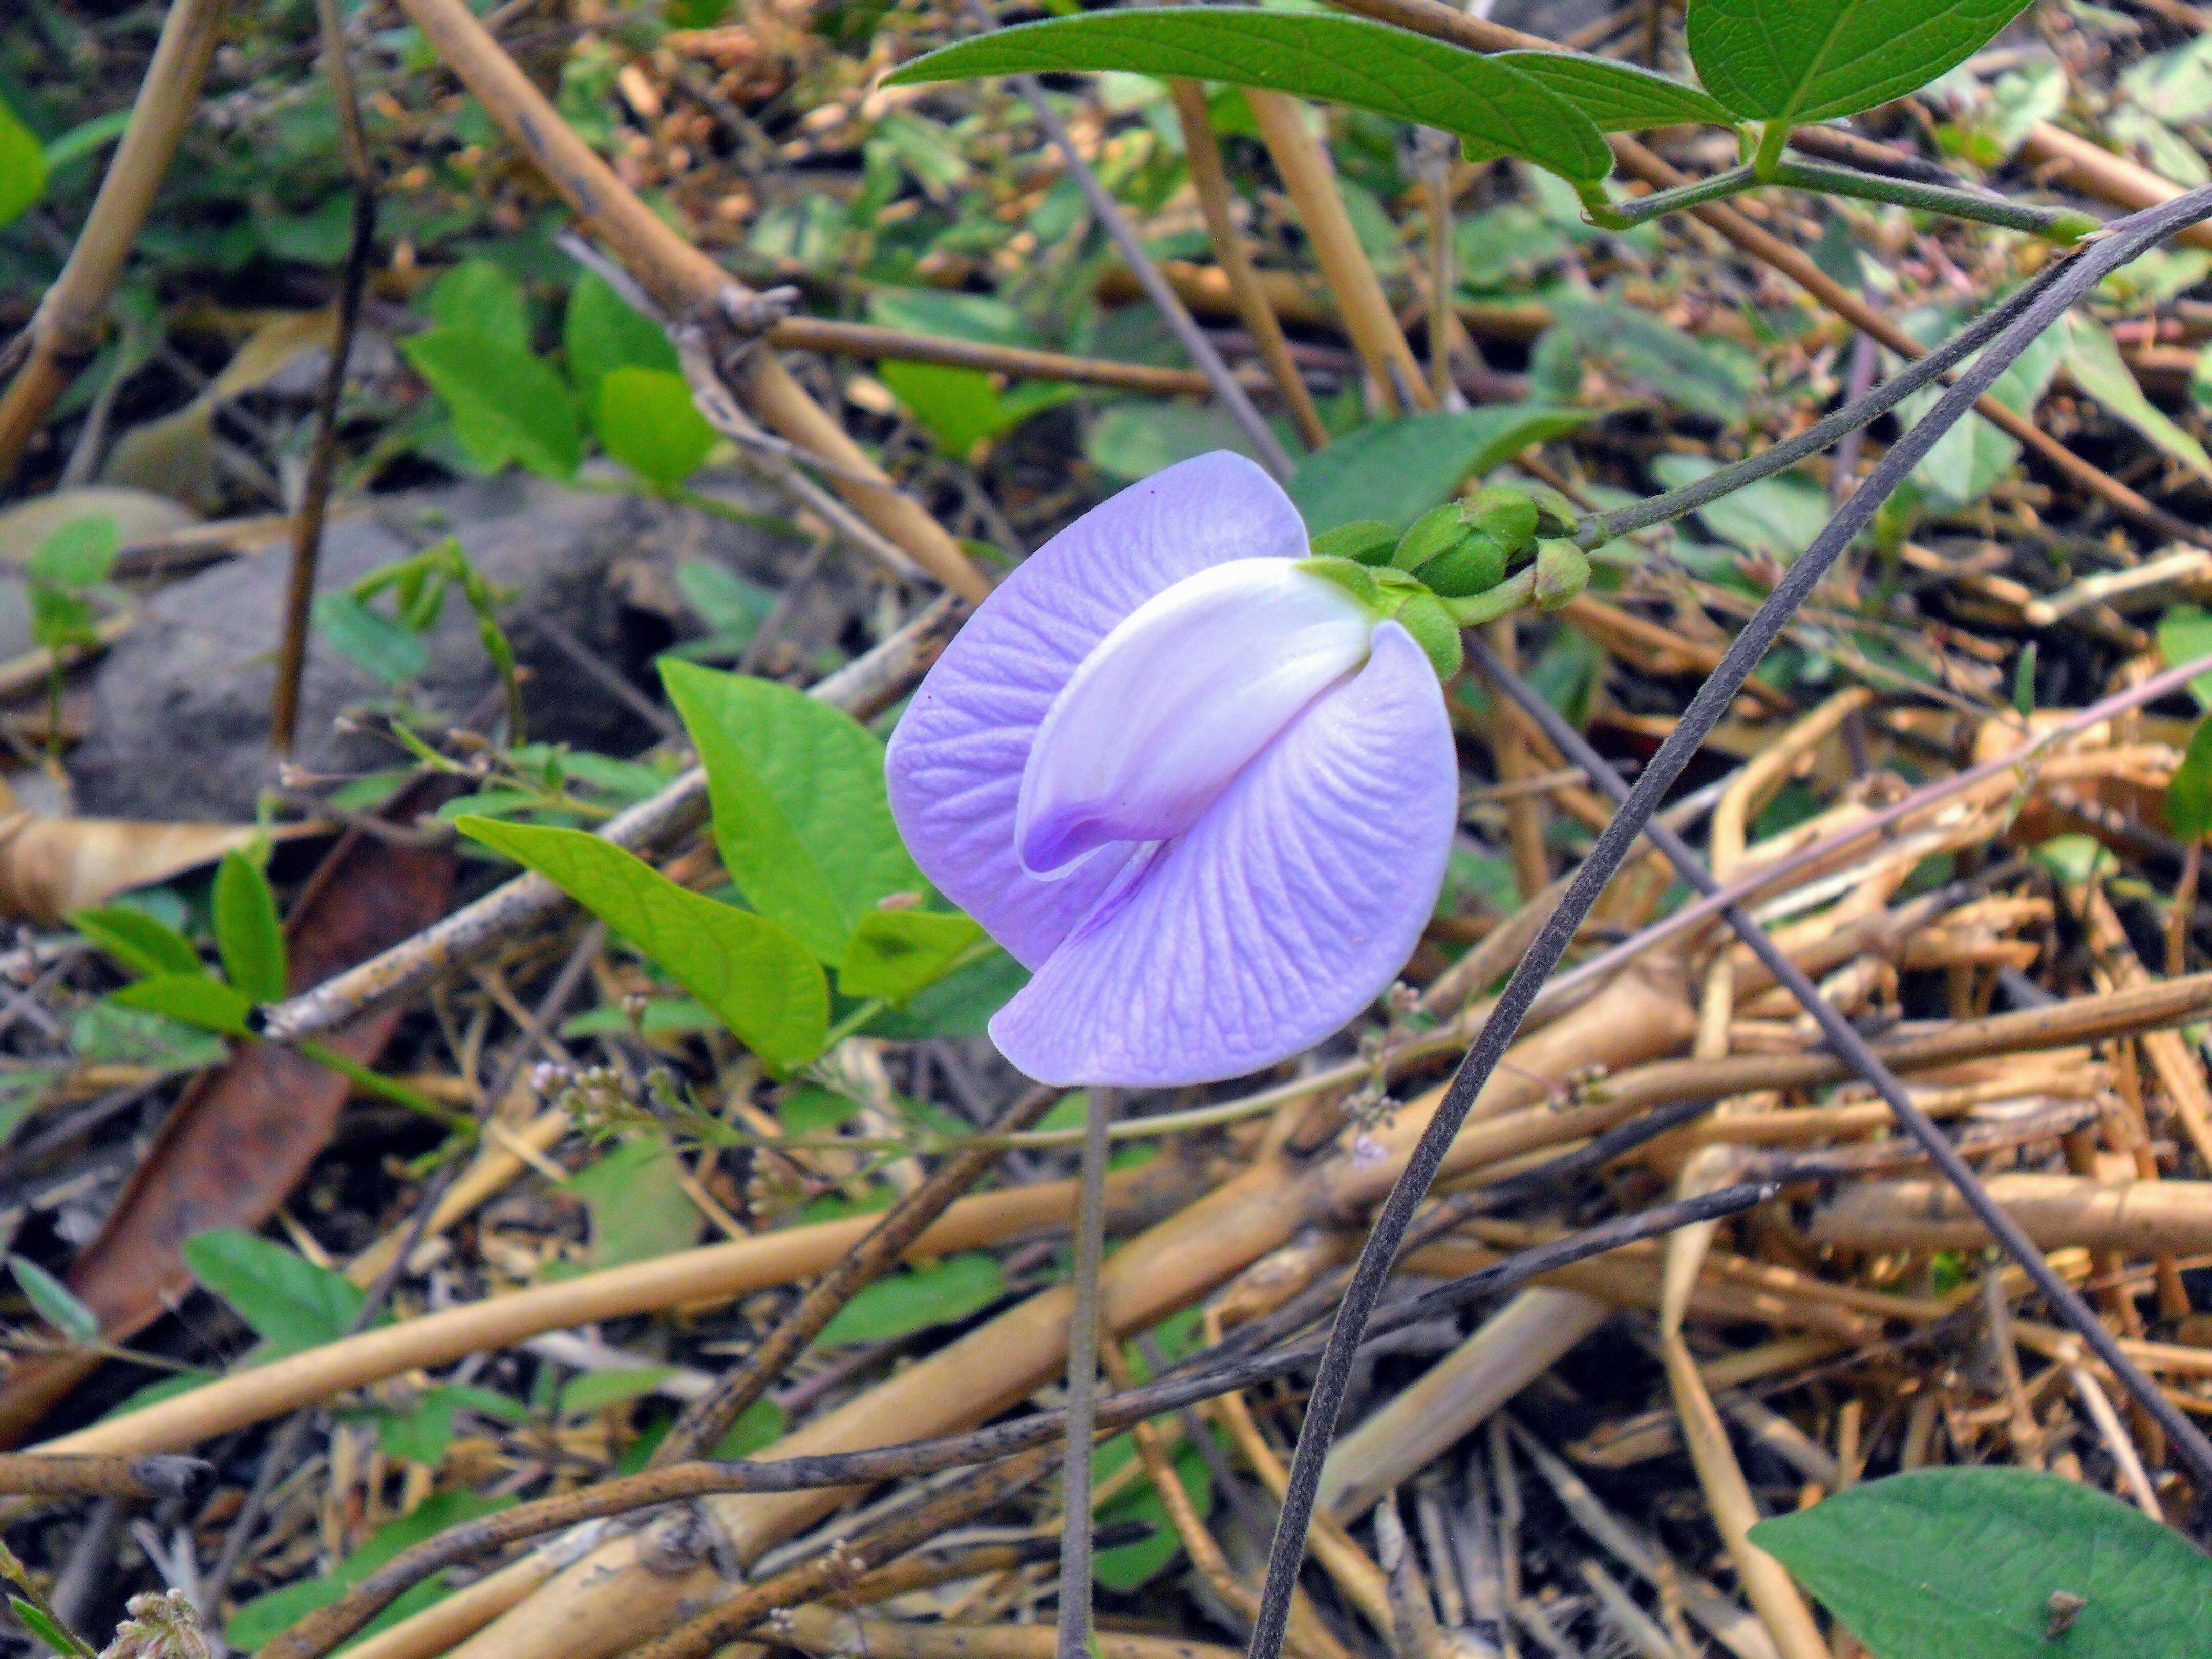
[[457, 816, 828, 1069], [838, 910, 984, 1003], [1688, 0, 2037, 123], [660, 661, 921, 967], [1495, 50, 1735, 130], [565, 272, 679, 396], [401, 326, 581, 479], [594, 367, 716, 492], [816, 1251, 1005, 1345], [212, 850, 287, 1005], [72, 905, 203, 979], [889, 11, 1614, 183], [0, 96, 47, 228], [427, 259, 531, 351]]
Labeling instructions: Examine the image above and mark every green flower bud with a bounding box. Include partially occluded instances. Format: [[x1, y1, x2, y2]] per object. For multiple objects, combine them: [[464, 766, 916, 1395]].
[[1533, 538, 1590, 611], [1521, 484, 1583, 537], [1391, 589, 1463, 682], [1416, 530, 1506, 599], [1309, 520, 1398, 566], [1295, 554, 1385, 610], [1391, 504, 1471, 572], [1460, 486, 1539, 555]]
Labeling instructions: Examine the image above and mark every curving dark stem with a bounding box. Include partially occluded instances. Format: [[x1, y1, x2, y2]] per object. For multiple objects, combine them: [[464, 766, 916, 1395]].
[[1239, 179, 2212, 1659], [1465, 630, 2212, 1487], [1581, 250, 2075, 547]]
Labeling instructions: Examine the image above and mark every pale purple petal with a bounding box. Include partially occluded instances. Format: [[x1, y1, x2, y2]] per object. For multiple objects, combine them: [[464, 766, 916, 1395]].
[[1017, 560, 1371, 875], [885, 452, 1308, 968], [988, 623, 1458, 1087]]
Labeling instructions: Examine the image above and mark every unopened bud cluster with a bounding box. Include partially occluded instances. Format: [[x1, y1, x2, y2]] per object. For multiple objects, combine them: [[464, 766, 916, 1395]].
[[1298, 485, 1591, 680]]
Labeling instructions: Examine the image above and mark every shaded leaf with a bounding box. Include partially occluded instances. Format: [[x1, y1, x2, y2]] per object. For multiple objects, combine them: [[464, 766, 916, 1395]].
[[9, 1257, 98, 1343], [401, 326, 581, 480], [565, 272, 678, 396], [1651, 453, 1830, 563], [594, 367, 717, 491], [2064, 312, 2212, 483], [1750, 1467, 2212, 1657], [212, 850, 287, 1005], [838, 910, 984, 1003], [457, 816, 828, 1069], [862, 948, 1029, 1040], [0, 97, 47, 228], [558, 1367, 678, 1415], [817, 1251, 1006, 1345], [71, 905, 202, 979], [889, 11, 1614, 183], [1289, 406, 1589, 531], [661, 661, 921, 967], [569, 1138, 703, 1267], [2161, 605, 2212, 710], [1086, 402, 1265, 482], [1688, 0, 2037, 123], [181, 1229, 364, 1353], [2171, 719, 2212, 841]]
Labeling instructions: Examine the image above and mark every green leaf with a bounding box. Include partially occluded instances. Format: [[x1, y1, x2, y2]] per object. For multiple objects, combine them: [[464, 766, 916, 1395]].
[[9, 1599, 88, 1659], [2161, 605, 2212, 710], [594, 367, 717, 491], [888, 11, 1615, 183], [0, 97, 47, 229], [223, 1490, 511, 1652], [9, 1255, 98, 1343], [29, 515, 119, 589], [710, 1395, 787, 1458], [1750, 1467, 2212, 1657], [182, 1228, 364, 1354], [212, 850, 288, 1005], [1896, 318, 2065, 505], [1086, 402, 1268, 482], [862, 948, 1028, 1041], [1687, 0, 2037, 124], [456, 817, 828, 1069], [375, 1384, 527, 1466], [401, 326, 582, 480], [428, 259, 531, 351], [568, 1138, 703, 1267], [2064, 312, 2212, 483], [838, 910, 984, 1003], [109, 974, 254, 1038], [564, 272, 678, 397], [70, 1001, 226, 1072], [1494, 51, 1736, 130], [1540, 297, 1757, 425], [877, 361, 1075, 458], [1651, 453, 1830, 564], [71, 905, 202, 979], [816, 1252, 1006, 1345], [557, 1366, 677, 1415], [1095, 1429, 1217, 1590], [1289, 406, 1589, 531], [315, 590, 430, 686], [2172, 719, 2212, 841], [660, 660, 922, 967]]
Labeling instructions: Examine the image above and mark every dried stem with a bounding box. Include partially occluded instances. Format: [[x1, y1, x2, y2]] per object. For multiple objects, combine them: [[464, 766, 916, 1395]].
[[1168, 80, 1330, 450], [0, 0, 227, 484], [1056, 1086, 1115, 1659], [390, 0, 986, 596], [0, 1452, 207, 1500], [1241, 180, 2212, 1659], [1246, 90, 1431, 415], [1466, 632, 2212, 1485], [271, 0, 376, 752], [259, 597, 967, 1043], [651, 1086, 1058, 1466]]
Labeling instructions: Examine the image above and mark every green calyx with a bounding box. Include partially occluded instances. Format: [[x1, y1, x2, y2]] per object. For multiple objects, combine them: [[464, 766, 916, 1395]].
[[1295, 486, 1581, 684]]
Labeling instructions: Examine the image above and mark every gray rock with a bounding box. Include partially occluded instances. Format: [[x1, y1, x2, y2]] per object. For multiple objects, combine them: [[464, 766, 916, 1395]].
[[70, 473, 799, 821]]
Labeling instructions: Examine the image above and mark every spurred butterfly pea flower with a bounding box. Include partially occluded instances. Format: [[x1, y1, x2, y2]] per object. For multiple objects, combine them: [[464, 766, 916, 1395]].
[[886, 452, 1459, 1087]]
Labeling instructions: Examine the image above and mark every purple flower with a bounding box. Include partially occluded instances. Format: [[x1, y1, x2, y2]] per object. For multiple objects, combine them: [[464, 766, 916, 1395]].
[[886, 452, 1459, 1086]]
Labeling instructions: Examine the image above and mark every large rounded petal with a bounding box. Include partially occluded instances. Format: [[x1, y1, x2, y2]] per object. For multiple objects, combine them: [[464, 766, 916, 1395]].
[[1017, 560, 1371, 875], [885, 452, 1308, 968], [988, 623, 1458, 1087]]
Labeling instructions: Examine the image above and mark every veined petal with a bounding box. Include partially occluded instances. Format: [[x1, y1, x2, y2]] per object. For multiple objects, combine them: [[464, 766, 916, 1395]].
[[885, 453, 1308, 968], [1016, 559, 1373, 876], [989, 622, 1458, 1087]]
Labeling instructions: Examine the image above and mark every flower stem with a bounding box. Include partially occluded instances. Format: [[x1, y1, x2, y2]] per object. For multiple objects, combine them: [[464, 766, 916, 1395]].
[[296, 1038, 475, 1133], [1440, 567, 1535, 627], [1773, 156, 2101, 242], [1580, 165, 1757, 230]]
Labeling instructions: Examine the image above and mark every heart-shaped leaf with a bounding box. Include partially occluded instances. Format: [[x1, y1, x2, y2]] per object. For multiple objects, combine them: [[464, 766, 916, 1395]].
[[889, 10, 1614, 183]]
